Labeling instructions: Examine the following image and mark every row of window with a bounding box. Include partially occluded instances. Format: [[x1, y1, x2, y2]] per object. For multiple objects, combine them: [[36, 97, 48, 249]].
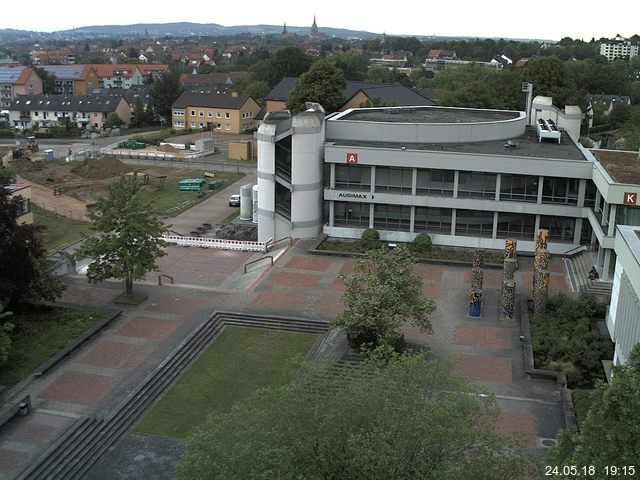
[[333, 202, 580, 242], [334, 165, 585, 206]]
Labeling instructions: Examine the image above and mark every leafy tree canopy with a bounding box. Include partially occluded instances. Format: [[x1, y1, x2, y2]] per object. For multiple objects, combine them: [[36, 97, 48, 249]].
[[553, 343, 640, 476], [149, 71, 183, 122], [177, 353, 535, 480], [286, 59, 346, 114], [76, 175, 166, 295], [331, 245, 436, 349]]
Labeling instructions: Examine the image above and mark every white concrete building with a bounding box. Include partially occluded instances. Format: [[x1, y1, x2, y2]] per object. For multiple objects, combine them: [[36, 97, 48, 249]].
[[599, 36, 639, 62], [257, 102, 640, 280], [607, 225, 640, 365]]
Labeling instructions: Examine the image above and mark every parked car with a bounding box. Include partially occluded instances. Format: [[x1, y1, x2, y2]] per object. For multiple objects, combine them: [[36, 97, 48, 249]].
[[229, 194, 240, 207]]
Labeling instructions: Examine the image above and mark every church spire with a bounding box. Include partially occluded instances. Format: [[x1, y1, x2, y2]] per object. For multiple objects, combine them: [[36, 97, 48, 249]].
[[282, 22, 287, 35], [311, 15, 318, 34]]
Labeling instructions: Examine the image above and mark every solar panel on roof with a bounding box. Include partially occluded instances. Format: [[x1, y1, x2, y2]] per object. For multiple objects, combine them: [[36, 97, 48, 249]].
[[0, 67, 26, 83]]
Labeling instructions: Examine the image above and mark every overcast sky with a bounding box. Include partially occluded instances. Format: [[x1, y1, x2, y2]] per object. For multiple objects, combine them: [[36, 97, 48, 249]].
[[10, 0, 639, 41]]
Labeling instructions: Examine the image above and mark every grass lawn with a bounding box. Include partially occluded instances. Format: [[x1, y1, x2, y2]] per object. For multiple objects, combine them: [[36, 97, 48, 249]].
[[0, 305, 103, 386], [134, 327, 318, 438], [33, 206, 91, 252], [135, 168, 244, 217]]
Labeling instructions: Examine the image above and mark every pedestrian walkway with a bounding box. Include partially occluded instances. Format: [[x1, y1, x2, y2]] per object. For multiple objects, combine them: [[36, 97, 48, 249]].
[[0, 241, 571, 478]]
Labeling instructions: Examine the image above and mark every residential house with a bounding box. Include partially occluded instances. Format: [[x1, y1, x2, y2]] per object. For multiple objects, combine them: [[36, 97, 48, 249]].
[[264, 77, 435, 114], [0, 66, 43, 108], [7, 94, 131, 130], [180, 72, 248, 90], [137, 64, 169, 81], [490, 54, 513, 67], [4, 184, 32, 225], [588, 94, 631, 116], [38, 65, 99, 95], [171, 91, 260, 133], [91, 64, 145, 89]]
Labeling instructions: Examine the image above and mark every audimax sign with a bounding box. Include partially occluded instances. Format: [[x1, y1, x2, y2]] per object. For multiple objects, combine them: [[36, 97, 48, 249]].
[[337, 192, 374, 200]]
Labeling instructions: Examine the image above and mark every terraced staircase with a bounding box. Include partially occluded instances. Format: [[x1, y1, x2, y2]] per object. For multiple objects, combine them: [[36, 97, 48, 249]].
[[17, 312, 328, 480], [565, 251, 613, 298]]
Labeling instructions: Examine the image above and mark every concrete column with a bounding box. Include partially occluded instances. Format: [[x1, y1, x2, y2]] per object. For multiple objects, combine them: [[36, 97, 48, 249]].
[[329, 201, 334, 227], [608, 204, 617, 236], [603, 249, 612, 281], [596, 244, 604, 270], [577, 179, 586, 208], [411, 168, 417, 196], [495, 174, 501, 201], [330, 163, 335, 189], [453, 171, 459, 198], [534, 215, 541, 235], [370, 165, 376, 194], [573, 218, 582, 245], [369, 203, 374, 229], [451, 209, 457, 236], [410, 206, 415, 233], [492, 211, 498, 239], [595, 190, 602, 213], [601, 201, 609, 227], [537, 176, 544, 204]]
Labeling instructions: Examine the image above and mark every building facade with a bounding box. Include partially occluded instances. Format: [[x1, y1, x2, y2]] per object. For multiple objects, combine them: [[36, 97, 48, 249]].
[[5, 184, 33, 225], [0, 67, 43, 108], [607, 225, 640, 365], [172, 91, 260, 133], [39, 65, 99, 95], [599, 36, 639, 62], [257, 103, 640, 281]]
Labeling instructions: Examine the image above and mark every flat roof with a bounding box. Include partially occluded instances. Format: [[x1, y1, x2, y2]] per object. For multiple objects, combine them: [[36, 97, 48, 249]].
[[618, 225, 640, 269], [328, 126, 587, 161], [591, 150, 640, 184], [335, 106, 520, 124]]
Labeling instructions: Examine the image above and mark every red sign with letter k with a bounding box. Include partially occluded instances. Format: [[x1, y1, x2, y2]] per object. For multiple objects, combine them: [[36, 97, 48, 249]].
[[624, 192, 637, 205]]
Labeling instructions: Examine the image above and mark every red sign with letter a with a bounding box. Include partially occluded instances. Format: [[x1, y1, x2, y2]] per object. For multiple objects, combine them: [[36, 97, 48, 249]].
[[624, 192, 637, 205], [346, 152, 358, 165]]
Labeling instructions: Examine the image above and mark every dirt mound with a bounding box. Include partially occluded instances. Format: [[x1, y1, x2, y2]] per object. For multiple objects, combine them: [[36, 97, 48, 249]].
[[215, 224, 257, 241], [71, 156, 131, 180], [156, 144, 180, 153]]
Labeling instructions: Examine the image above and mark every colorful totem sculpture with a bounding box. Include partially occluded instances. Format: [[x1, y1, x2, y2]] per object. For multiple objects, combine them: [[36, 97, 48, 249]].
[[501, 280, 516, 321], [468, 288, 482, 317], [533, 270, 550, 315]]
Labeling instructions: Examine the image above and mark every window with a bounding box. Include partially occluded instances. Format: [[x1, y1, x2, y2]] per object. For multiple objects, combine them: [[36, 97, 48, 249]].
[[414, 207, 452, 234], [499, 174, 538, 202], [455, 209, 494, 237], [496, 213, 535, 240], [539, 215, 575, 243], [457, 171, 497, 199], [199, 111, 204, 117], [207, 112, 212, 117], [335, 165, 371, 191], [225, 124, 231, 131], [416, 169, 454, 196], [374, 204, 411, 231], [375, 167, 413, 193], [542, 177, 578, 205], [190, 110, 195, 116], [225, 112, 231, 119], [584, 180, 597, 208], [334, 201, 369, 227], [16, 197, 31, 216], [216, 112, 221, 118]]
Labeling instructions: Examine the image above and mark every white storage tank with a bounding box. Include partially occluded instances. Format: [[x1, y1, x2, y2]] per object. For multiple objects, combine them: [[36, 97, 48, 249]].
[[239, 184, 252, 220], [252, 185, 258, 224]]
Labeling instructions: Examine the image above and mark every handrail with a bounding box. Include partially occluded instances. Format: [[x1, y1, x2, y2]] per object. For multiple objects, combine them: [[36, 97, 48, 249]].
[[158, 274, 174, 286], [244, 256, 274, 273], [564, 245, 588, 257], [265, 236, 293, 252]]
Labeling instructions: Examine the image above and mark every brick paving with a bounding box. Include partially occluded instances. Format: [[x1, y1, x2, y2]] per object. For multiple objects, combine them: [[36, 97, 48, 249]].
[[78, 341, 155, 371], [116, 317, 182, 341], [0, 239, 571, 479], [454, 355, 513, 384], [39, 371, 123, 406], [454, 325, 511, 349]]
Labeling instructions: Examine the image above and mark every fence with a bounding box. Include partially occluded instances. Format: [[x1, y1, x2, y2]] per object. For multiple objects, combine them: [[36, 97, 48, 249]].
[[31, 200, 89, 222], [162, 234, 266, 252]]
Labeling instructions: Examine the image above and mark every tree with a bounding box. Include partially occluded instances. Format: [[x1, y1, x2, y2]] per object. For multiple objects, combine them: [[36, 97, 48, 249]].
[[104, 112, 124, 129], [32, 66, 56, 94], [130, 96, 146, 128], [76, 176, 167, 296], [286, 59, 346, 114], [0, 187, 65, 309], [177, 353, 535, 480], [250, 47, 312, 88], [331, 245, 436, 349], [149, 71, 183, 123], [552, 343, 640, 477]]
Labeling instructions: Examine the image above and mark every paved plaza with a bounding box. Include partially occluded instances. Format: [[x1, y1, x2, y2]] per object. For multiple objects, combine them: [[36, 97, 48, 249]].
[[0, 238, 572, 478]]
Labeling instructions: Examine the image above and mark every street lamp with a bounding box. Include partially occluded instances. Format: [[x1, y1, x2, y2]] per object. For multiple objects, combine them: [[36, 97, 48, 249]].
[[346, 208, 352, 225]]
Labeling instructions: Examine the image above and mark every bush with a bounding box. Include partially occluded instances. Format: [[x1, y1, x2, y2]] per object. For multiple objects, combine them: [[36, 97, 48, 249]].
[[411, 233, 432, 254], [530, 293, 613, 388], [359, 228, 382, 250]]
